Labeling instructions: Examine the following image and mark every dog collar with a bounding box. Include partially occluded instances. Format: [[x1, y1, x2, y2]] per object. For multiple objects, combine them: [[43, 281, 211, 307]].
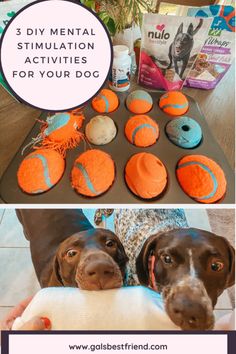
[[149, 254, 158, 291]]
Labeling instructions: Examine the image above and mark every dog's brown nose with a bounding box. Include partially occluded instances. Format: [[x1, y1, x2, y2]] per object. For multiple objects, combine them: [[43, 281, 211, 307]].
[[84, 261, 115, 288], [168, 295, 212, 330]]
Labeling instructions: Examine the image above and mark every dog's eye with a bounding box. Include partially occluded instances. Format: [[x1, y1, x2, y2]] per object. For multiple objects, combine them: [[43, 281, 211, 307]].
[[162, 254, 173, 264], [106, 240, 115, 247], [211, 261, 224, 272], [66, 249, 78, 258]]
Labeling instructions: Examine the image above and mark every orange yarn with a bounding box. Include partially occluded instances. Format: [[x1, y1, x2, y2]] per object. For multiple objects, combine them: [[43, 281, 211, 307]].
[[125, 152, 167, 199], [125, 115, 159, 147], [159, 91, 189, 116], [92, 89, 119, 113], [68, 107, 84, 115], [38, 113, 84, 156], [176, 155, 227, 204], [71, 149, 115, 197], [17, 149, 65, 194]]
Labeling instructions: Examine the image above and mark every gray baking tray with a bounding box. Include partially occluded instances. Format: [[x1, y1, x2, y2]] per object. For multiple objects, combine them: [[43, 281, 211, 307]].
[[0, 91, 234, 204]]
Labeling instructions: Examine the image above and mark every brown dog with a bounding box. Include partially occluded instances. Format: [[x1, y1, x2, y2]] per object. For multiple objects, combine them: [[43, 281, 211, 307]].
[[136, 228, 235, 330], [48, 229, 128, 290], [16, 210, 128, 290]]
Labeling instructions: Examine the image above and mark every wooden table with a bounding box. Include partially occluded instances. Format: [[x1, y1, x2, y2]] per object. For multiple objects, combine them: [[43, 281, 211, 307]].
[[0, 64, 235, 181]]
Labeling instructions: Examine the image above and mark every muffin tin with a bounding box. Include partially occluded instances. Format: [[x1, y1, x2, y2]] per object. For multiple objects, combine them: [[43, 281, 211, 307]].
[[0, 90, 234, 204]]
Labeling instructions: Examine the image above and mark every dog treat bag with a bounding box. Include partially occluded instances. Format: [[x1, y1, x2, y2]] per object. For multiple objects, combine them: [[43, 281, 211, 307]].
[[138, 14, 212, 91], [186, 5, 235, 90]]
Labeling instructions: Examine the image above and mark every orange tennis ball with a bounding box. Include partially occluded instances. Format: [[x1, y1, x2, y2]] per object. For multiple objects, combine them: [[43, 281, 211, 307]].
[[31, 112, 85, 157], [125, 152, 167, 199], [125, 115, 159, 147], [42, 113, 84, 143], [71, 149, 115, 197], [159, 91, 189, 116], [176, 155, 227, 204], [17, 149, 65, 194], [92, 89, 119, 113], [126, 90, 153, 114]]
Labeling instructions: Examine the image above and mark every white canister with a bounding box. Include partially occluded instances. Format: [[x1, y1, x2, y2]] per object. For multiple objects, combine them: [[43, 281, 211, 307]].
[[109, 45, 131, 92]]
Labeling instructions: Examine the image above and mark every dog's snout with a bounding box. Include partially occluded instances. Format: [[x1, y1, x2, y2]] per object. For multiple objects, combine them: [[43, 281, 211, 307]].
[[168, 294, 212, 330], [76, 251, 123, 290], [85, 262, 115, 280]]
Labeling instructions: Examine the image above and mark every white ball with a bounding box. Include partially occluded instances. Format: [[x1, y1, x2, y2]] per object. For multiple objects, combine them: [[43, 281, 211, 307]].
[[85, 115, 117, 145]]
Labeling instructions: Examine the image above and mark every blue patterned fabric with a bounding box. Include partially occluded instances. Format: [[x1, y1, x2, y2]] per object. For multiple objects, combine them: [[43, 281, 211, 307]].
[[188, 5, 235, 32]]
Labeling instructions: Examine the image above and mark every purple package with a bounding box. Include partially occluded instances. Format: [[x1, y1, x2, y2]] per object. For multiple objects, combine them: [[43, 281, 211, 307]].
[[185, 5, 235, 89]]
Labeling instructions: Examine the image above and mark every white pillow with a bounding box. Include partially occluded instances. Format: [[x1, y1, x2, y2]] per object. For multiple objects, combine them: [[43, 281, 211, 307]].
[[12, 286, 179, 330]]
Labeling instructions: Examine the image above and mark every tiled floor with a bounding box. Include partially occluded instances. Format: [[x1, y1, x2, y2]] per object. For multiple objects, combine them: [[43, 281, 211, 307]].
[[0, 209, 234, 327]]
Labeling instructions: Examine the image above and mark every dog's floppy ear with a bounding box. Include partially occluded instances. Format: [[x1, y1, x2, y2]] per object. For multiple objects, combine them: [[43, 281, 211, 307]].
[[225, 239, 235, 288], [136, 233, 159, 285], [177, 23, 183, 35], [117, 239, 129, 272], [118, 242, 129, 264], [48, 255, 64, 286]]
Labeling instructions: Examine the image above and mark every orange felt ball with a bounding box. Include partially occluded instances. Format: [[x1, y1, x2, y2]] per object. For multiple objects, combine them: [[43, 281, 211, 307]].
[[92, 89, 119, 113], [176, 155, 227, 204], [126, 90, 153, 114], [17, 149, 65, 194], [159, 91, 189, 116], [125, 115, 159, 147], [71, 149, 115, 197], [125, 152, 167, 199]]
